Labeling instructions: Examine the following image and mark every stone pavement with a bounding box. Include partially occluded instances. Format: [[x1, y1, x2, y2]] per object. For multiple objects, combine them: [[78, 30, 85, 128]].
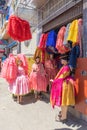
[[0, 78, 87, 130]]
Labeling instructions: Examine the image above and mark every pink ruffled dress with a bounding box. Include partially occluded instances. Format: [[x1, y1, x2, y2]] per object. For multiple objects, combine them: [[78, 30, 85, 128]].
[[9, 66, 30, 95], [29, 63, 47, 92]]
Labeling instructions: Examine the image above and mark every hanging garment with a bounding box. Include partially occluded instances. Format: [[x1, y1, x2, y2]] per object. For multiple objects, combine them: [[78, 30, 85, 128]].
[[69, 45, 80, 69], [34, 47, 49, 64], [34, 47, 43, 63], [46, 30, 57, 47], [67, 20, 79, 45], [63, 23, 71, 46], [38, 33, 48, 49], [7, 15, 32, 42], [56, 26, 69, 54]]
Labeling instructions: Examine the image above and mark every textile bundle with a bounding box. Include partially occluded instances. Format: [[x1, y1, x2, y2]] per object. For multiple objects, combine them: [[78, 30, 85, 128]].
[[38, 33, 48, 49], [56, 26, 69, 54], [67, 20, 78, 45], [7, 15, 32, 42]]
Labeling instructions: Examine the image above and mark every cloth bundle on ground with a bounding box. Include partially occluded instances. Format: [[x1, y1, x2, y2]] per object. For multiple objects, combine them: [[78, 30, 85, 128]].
[[1, 53, 17, 83], [7, 15, 32, 42], [56, 26, 70, 54]]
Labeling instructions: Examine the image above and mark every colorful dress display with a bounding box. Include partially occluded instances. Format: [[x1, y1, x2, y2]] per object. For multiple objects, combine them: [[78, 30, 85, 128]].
[[9, 66, 30, 95], [50, 65, 75, 108], [29, 63, 47, 92]]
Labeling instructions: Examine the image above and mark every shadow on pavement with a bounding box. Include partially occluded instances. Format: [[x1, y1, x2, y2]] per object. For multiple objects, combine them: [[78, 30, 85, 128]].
[[15, 93, 50, 105], [54, 113, 87, 130]]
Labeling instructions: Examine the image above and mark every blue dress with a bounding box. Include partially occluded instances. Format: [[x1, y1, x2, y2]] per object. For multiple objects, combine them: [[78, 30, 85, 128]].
[[46, 30, 57, 47]]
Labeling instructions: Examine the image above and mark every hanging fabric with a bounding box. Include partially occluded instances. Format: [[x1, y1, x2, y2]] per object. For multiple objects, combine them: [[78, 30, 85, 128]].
[[46, 30, 58, 54], [34, 47, 49, 64], [63, 23, 71, 47], [56, 26, 69, 54], [46, 30, 57, 47], [7, 15, 32, 42], [38, 33, 48, 49], [67, 19, 79, 45]]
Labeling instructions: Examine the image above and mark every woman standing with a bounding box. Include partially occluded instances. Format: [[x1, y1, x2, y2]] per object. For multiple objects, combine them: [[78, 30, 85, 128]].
[[50, 54, 75, 122], [29, 56, 47, 99]]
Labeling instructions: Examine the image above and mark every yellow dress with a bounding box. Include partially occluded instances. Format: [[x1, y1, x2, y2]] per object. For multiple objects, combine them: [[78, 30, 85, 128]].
[[62, 78, 75, 106], [67, 19, 78, 46]]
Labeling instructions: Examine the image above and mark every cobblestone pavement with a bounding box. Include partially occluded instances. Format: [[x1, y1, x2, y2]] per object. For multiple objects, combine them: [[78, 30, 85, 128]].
[[0, 78, 87, 130]]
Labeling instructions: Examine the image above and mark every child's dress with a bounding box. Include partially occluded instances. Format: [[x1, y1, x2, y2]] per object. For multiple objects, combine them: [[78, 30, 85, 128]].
[[9, 66, 30, 95], [29, 63, 47, 92]]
